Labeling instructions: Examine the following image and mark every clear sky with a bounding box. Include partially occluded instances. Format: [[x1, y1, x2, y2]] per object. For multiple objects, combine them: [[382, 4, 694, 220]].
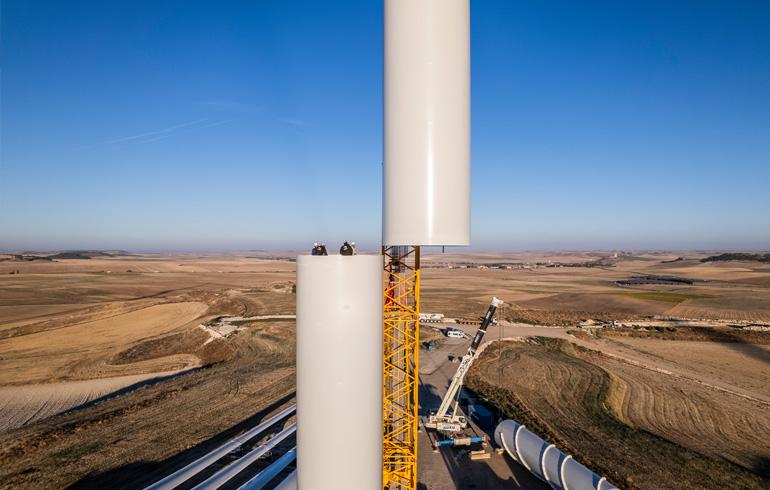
[[2, 0, 769, 252]]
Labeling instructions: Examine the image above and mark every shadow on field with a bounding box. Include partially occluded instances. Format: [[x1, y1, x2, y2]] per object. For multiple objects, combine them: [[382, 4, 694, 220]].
[[65, 391, 296, 490], [62, 368, 201, 416], [700, 327, 770, 366], [753, 457, 770, 480]]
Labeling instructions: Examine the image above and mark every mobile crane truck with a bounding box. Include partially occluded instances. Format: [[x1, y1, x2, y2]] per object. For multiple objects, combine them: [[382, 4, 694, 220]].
[[424, 297, 503, 447]]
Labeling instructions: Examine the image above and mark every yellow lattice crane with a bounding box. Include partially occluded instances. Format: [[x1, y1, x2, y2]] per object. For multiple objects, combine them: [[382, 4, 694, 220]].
[[382, 246, 419, 489]]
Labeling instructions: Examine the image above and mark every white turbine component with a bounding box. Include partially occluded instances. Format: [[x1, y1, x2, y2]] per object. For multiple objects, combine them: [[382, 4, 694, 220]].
[[495, 420, 619, 490], [144, 405, 296, 490], [273, 470, 297, 490], [383, 0, 471, 246], [296, 255, 383, 489]]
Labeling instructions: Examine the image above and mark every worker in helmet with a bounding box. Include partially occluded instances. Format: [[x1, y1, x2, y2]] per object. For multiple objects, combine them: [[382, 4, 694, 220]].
[[351, 242, 357, 255], [340, 240, 353, 256], [319, 243, 328, 256], [311, 243, 320, 255]]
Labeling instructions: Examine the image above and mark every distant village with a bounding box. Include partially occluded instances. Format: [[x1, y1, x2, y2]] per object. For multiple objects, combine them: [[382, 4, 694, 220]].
[[422, 261, 599, 270]]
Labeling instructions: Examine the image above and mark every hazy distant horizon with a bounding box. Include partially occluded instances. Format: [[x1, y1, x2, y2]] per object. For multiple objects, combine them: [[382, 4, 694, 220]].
[[3, 245, 768, 255], [2, 2, 768, 255]]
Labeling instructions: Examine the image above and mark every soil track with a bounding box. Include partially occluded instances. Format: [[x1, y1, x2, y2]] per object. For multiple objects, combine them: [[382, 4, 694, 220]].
[[593, 355, 770, 476], [467, 339, 770, 489], [595, 338, 770, 397]]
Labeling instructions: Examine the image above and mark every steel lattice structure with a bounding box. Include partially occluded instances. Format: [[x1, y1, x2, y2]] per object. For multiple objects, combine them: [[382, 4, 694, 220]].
[[382, 246, 420, 489]]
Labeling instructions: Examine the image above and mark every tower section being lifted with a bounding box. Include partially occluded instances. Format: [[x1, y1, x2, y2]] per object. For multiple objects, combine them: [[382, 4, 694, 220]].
[[383, 0, 470, 247], [382, 1, 470, 488]]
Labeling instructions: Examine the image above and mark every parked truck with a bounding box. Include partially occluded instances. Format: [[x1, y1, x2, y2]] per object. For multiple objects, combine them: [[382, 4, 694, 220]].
[[420, 313, 445, 323]]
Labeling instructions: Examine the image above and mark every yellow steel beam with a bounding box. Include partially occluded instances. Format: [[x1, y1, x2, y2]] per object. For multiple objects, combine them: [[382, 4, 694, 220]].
[[382, 245, 419, 490]]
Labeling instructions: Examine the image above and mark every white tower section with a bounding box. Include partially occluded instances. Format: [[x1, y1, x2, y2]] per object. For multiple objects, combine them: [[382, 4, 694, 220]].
[[296, 255, 383, 489], [383, 0, 471, 247]]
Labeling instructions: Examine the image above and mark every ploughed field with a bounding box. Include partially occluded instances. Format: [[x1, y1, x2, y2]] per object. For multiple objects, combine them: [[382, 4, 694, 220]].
[[1, 250, 769, 489], [466, 338, 770, 490], [0, 253, 298, 489], [569, 328, 770, 402], [0, 318, 297, 489], [419, 250, 770, 325]]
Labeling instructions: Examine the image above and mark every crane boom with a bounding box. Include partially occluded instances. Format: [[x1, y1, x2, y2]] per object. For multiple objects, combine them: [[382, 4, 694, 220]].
[[427, 297, 502, 432]]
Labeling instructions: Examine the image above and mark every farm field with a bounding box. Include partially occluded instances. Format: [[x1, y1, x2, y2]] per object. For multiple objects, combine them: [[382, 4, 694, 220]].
[[0, 302, 207, 386], [0, 249, 769, 489], [0, 252, 299, 489], [570, 333, 770, 401], [466, 338, 770, 489], [0, 369, 193, 432], [593, 355, 770, 476], [419, 249, 770, 326]]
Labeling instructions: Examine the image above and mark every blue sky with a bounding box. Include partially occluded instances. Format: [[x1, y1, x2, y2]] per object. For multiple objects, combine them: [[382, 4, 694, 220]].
[[2, 0, 768, 252]]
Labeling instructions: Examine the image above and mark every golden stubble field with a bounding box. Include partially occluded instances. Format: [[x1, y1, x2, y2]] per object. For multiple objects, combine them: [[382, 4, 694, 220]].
[[467, 337, 770, 490], [0, 252, 299, 489], [0, 253, 297, 385], [0, 249, 769, 489], [419, 250, 770, 323]]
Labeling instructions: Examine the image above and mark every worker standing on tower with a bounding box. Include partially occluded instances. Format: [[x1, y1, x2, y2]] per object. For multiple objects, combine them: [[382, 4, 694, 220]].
[[319, 243, 328, 256], [351, 242, 357, 255], [340, 240, 353, 256]]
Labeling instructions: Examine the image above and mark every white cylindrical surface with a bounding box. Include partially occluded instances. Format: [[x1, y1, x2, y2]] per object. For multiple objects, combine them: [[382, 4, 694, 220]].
[[273, 471, 298, 490], [383, 0, 471, 246], [495, 420, 619, 490], [296, 256, 383, 489]]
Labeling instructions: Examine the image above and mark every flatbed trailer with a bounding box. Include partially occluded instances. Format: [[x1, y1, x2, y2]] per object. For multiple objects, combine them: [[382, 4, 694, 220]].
[[455, 318, 482, 325], [434, 435, 486, 447], [455, 317, 497, 326]]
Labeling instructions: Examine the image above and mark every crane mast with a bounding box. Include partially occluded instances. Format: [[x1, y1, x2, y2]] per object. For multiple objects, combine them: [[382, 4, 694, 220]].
[[426, 297, 502, 432]]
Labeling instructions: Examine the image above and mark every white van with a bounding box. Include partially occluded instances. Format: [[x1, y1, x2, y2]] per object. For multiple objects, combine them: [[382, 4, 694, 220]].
[[446, 328, 465, 339]]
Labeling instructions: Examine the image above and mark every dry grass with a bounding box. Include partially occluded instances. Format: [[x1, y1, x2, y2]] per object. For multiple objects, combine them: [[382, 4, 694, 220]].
[[571, 326, 770, 344], [1, 250, 768, 489], [0, 302, 208, 386], [569, 332, 770, 400], [0, 319, 296, 490], [467, 339, 770, 490], [603, 371, 627, 423], [607, 292, 715, 302]]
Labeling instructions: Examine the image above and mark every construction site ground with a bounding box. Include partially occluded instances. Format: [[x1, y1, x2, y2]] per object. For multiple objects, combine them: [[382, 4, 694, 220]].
[[419, 320, 770, 489], [417, 332, 549, 490]]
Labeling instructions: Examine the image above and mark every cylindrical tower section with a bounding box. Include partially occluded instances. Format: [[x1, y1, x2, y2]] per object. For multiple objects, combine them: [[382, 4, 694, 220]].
[[495, 419, 619, 490], [383, 0, 471, 246], [296, 255, 383, 489]]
